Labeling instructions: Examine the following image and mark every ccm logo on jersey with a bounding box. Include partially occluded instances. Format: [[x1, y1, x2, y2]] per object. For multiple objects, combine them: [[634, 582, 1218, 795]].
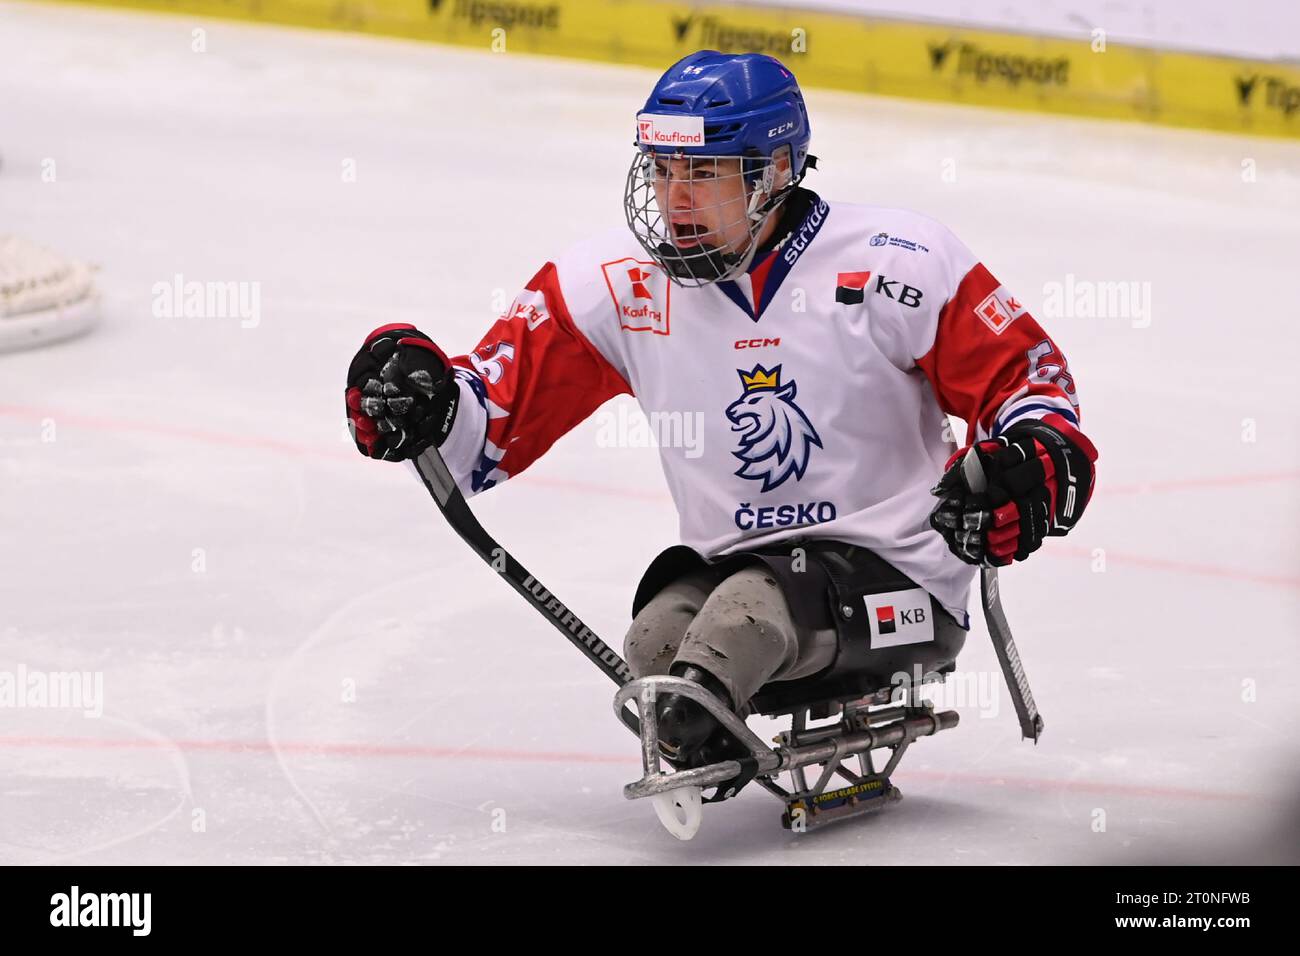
[[835, 272, 924, 308], [602, 257, 671, 335], [974, 285, 1027, 335], [735, 337, 780, 349], [864, 588, 935, 648]]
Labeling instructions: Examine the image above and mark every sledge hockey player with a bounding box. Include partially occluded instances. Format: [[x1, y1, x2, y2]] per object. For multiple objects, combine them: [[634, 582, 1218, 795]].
[[345, 50, 1098, 783]]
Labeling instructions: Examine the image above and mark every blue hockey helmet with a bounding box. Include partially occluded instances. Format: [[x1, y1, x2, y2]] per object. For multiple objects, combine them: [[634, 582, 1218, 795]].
[[625, 51, 816, 286], [636, 50, 812, 176]]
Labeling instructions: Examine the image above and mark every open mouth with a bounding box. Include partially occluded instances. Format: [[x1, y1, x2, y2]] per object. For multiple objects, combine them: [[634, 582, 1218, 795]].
[[670, 220, 709, 247]]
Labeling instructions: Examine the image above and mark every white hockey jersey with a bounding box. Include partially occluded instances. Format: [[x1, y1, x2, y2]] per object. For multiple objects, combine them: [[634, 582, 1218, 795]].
[[423, 190, 1083, 625]]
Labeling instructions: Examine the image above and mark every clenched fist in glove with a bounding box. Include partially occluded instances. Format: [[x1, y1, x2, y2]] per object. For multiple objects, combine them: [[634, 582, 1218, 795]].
[[346, 323, 460, 461], [929, 413, 1097, 566]]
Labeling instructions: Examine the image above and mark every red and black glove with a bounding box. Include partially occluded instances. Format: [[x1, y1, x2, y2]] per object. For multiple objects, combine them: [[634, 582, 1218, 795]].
[[345, 323, 460, 461], [929, 413, 1097, 566]]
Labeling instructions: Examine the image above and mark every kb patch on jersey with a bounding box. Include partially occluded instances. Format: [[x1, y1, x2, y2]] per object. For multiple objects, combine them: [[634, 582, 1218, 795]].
[[835, 271, 924, 308], [864, 588, 935, 648]]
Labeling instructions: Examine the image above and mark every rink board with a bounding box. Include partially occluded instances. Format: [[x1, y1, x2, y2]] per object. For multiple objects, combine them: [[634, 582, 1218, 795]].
[[33, 0, 1300, 139]]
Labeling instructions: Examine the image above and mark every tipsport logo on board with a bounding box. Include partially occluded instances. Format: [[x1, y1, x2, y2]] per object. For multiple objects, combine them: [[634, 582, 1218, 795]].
[[427, 0, 561, 31], [1235, 73, 1300, 117], [669, 14, 809, 57], [928, 40, 1070, 88]]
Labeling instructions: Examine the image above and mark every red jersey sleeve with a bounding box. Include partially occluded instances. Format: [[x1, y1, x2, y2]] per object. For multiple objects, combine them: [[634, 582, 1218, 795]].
[[440, 261, 631, 494], [917, 262, 1081, 444]]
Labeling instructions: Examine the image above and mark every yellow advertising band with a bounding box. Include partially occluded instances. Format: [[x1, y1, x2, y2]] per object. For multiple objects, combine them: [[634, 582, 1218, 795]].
[[38, 0, 1300, 139]]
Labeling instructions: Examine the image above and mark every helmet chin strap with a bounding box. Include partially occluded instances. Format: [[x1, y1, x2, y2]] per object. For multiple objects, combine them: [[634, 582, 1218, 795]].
[[705, 156, 815, 280], [747, 163, 778, 221], [655, 240, 741, 283], [746, 153, 816, 226]]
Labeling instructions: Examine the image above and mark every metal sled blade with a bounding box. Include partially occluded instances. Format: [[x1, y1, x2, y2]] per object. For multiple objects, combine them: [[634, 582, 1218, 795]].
[[782, 777, 901, 831], [613, 676, 776, 801], [615, 676, 959, 834]]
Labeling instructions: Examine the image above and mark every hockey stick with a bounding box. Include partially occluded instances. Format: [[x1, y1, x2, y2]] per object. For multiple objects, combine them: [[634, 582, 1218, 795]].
[[961, 448, 1045, 742], [410, 446, 643, 735]]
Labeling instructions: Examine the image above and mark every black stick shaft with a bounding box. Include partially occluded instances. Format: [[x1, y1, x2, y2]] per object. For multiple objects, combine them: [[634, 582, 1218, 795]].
[[411, 448, 641, 734], [961, 448, 1044, 742]]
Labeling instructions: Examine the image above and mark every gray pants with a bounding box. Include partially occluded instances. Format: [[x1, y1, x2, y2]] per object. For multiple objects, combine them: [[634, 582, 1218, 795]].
[[623, 565, 838, 711]]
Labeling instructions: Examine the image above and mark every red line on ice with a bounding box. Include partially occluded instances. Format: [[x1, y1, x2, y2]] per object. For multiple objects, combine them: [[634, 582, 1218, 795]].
[[0, 734, 1261, 802], [2, 404, 1296, 584], [1102, 471, 1300, 494], [0, 734, 629, 765], [1051, 544, 1300, 590], [3, 404, 1298, 503], [0, 404, 666, 501]]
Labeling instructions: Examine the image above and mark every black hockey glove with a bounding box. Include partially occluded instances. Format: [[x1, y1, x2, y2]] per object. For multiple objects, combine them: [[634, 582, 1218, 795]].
[[346, 323, 460, 461], [929, 413, 1097, 566]]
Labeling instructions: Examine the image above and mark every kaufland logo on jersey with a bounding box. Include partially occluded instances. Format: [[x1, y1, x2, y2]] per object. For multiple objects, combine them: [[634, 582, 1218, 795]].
[[974, 284, 1028, 335], [602, 257, 671, 334], [508, 287, 549, 330], [637, 113, 706, 147]]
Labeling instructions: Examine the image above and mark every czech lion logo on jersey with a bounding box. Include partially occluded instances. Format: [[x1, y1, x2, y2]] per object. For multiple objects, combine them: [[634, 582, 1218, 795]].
[[725, 364, 823, 492]]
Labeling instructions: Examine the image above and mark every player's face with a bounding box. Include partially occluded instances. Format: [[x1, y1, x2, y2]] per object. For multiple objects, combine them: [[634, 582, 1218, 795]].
[[651, 156, 754, 255]]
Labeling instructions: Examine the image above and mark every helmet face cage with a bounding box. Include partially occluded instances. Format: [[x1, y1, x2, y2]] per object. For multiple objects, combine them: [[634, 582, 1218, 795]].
[[624, 149, 785, 288]]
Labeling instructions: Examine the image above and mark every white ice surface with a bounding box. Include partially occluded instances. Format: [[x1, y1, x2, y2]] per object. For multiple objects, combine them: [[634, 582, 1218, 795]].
[[1, 2, 1298, 864]]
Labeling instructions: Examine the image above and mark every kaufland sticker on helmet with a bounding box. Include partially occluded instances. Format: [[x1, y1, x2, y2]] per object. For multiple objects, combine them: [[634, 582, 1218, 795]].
[[637, 113, 706, 147]]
